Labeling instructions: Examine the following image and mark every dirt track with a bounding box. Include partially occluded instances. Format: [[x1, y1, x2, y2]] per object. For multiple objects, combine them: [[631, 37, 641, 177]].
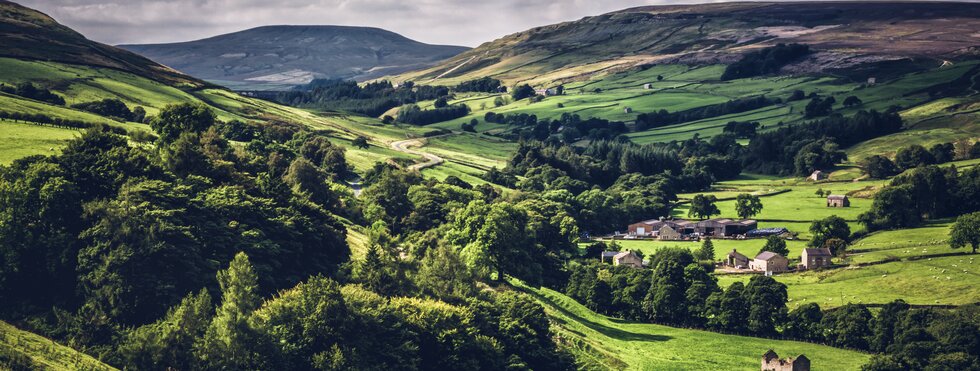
[[390, 137, 445, 171]]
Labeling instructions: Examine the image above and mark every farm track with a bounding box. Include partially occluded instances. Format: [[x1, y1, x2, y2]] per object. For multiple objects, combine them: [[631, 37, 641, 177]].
[[390, 136, 447, 171]]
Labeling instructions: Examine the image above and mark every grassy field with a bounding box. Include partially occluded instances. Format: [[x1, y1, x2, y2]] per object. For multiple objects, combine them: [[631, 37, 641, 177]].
[[0, 320, 115, 370], [717, 254, 980, 309], [0, 120, 79, 164], [513, 281, 871, 370]]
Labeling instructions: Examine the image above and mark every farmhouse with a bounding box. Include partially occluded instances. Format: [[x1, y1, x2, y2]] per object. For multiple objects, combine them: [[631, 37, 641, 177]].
[[658, 225, 681, 240], [762, 349, 810, 371], [751, 252, 789, 273], [801, 248, 833, 269], [826, 195, 850, 207], [807, 170, 827, 181], [613, 251, 643, 268], [726, 249, 749, 268]]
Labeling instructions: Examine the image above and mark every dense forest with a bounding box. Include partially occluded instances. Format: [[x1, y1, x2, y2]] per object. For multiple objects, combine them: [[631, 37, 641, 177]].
[[275, 80, 450, 116], [0, 103, 575, 370], [720, 43, 811, 80]]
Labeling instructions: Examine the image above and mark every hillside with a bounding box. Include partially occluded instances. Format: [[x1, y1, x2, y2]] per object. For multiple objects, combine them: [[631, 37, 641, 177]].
[[393, 1, 980, 86], [0, 320, 115, 370], [0, 0, 204, 87], [120, 26, 469, 90]]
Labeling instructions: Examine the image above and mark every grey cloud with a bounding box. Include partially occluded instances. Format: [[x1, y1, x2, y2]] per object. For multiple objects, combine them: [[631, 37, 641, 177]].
[[17, 0, 689, 46]]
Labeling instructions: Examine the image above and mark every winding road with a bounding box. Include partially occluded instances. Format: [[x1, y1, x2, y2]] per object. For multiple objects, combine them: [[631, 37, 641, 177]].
[[390, 137, 445, 171]]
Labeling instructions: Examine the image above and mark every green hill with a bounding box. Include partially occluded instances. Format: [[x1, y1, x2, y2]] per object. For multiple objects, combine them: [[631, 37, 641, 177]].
[[0, 320, 115, 370], [512, 281, 871, 370]]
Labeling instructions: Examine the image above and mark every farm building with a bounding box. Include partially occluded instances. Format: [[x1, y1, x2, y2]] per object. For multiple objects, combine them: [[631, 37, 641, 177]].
[[535, 88, 556, 96], [628, 218, 695, 237], [751, 252, 789, 273], [867, 77, 877, 85], [643, 83, 653, 89], [695, 218, 758, 237], [746, 228, 790, 238], [624, 107, 633, 113], [762, 350, 810, 371], [801, 248, 833, 269], [726, 249, 749, 268], [600, 251, 618, 263], [807, 170, 827, 181], [629, 218, 755, 238], [612, 251, 643, 268], [827, 195, 850, 207], [658, 225, 681, 240]]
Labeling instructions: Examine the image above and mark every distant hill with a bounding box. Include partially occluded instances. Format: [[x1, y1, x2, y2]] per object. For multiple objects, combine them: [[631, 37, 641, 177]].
[[392, 1, 980, 86], [120, 26, 470, 90], [0, 0, 205, 87]]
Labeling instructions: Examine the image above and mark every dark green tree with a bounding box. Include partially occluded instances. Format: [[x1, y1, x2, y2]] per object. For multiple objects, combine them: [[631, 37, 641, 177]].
[[151, 103, 216, 143], [809, 215, 851, 248], [744, 275, 788, 336], [950, 212, 980, 254], [688, 194, 720, 220], [784, 303, 823, 341], [695, 238, 715, 261], [735, 193, 763, 219], [863, 155, 900, 179], [760, 235, 789, 256]]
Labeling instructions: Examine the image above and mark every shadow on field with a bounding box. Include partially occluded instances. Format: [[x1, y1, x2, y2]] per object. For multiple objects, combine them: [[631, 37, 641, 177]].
[[516, 285, 671, 343]]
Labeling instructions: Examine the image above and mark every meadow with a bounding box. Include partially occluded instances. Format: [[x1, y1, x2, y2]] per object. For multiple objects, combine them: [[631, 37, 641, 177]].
[[513, 281, 872, 370], [0, 120, 79, 164]]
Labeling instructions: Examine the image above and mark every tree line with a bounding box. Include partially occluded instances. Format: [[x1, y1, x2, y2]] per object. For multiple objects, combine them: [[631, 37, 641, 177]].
[[0, 82, 65, 105], [275, 79, 450, 117], [635, 96, 780, 131]]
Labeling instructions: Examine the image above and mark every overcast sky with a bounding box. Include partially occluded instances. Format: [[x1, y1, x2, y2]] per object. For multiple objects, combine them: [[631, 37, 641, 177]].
[[17, 0, 713, 47]]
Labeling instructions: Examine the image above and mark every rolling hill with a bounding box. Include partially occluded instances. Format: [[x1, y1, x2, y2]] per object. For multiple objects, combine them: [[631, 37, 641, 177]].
[[392, 1, 980, 87], [0, 0, 204, 87], [120, 26, 470, 90]]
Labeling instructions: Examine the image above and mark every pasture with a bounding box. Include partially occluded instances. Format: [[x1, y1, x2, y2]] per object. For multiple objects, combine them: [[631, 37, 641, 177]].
[[0, 120, 79, 164], [513, 281, 872, 370], [0, 320, 115, 370]]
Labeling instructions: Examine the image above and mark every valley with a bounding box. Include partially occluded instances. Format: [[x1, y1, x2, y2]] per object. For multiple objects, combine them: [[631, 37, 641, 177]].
[[0, 1, 979, 370]]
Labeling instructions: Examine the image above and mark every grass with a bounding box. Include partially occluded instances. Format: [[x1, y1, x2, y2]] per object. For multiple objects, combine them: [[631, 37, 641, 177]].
[[0, 320, 115, 370], [592, 238, 811, 262], [512, 281, 871, 370], [716, 254, 980, 309], [0, 120, 79, 164]]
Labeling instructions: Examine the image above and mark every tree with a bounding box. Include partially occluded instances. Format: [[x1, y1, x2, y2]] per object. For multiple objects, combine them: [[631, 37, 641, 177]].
[[823, 238, 849, 257], [744, 276, 788, 336], [151, 103, 216, 143], [695, 238, 715, 261], [434, 97, 448, 108], [950, 212, 980, 254], [684, 263, 719, 326], [416, 243, 477, 301], [816, 188, 826, 198], [586, 278, 612, 314], [821, 304, 873, 350], [688, 194, 720, 220], [894, 145, 935, 170], [760, 235, 789, 256], [644, 258, 688, 323], [843, 95, 863, 107], [863, 155, 899, 179], [784, 303, 823, 341], [859, 185, 922, 231], [382, 115, 394, 124], [132, 106, 147, 123], [809, 215, 851, 248], [735, 193, 763, 219], [511, 84, 536, 100], [706, 282, 749, 333], [195, 252, 265, 369], [117, 290, 213, 369], [352, 135, 370, 149], [929, 142, 955, 164]]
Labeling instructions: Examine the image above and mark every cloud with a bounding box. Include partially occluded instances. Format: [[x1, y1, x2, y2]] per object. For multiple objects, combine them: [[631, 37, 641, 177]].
[[17, 0, 691, 46]]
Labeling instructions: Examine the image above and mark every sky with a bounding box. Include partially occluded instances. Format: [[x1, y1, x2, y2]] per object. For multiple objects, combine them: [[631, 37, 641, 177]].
[[18, 0, 706, 46]]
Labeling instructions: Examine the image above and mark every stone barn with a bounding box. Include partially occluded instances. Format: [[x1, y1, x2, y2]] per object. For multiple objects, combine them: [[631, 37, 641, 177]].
[[762, 349, 810, 371], [801, 248, 833, 269], [726, 249, 749, 268], [613, 251, 643, 268], [827, 195, 850, 207], [658, 225, 681, 240], [808, 170, 827, 181], [751, 252, 789, 273]]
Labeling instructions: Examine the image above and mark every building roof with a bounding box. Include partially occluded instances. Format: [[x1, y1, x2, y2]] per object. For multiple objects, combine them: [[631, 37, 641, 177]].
[[827, 194, 848, 200], [811, 170, 823, 176], [601, 251, 619, 259], [804, 248, 833, 257], [763, 349, 779, 361], [727, 249, 748, 259], [755, 251, 784, 261], [614, 251, 639, 260]]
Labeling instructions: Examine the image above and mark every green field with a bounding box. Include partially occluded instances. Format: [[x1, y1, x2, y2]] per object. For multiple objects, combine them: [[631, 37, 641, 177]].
[[0, 120, 79, 164], [514, 281, 871, 370], [0, 320, 115, 370]]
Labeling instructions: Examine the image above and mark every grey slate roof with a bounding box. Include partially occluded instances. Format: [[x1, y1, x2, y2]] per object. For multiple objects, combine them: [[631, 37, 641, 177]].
[[755, 251, 783, 261]]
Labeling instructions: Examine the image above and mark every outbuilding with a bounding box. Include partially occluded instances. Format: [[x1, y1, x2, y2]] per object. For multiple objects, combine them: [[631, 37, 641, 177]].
[[801, 248, 833, 269], [826, 195, 850, 207], [751, 252, 789, 273]]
